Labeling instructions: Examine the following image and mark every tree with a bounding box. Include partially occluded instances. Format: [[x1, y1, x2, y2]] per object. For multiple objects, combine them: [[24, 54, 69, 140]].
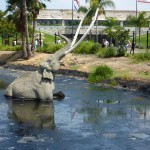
[[71, 0, 115, 48], [0, 10, 16, 36], [28, 0, 46, 53], [6, 0, 30, 58], [126, 11, 149, 49], [102, 17, 119, 45], [77, 0, 115, 42], [6, 0, 51, 58], [114, 28, 130, 56]]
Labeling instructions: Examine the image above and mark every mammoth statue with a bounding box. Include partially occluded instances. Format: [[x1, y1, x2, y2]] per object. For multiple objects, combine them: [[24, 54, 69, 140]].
[[4, 33, 71, 101], [5, 69, 55, 100], [4, 8, 101, 101]]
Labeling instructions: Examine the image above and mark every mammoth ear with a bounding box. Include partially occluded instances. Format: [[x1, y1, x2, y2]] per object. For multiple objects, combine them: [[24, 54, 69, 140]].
[[42, 69, 54, 81]]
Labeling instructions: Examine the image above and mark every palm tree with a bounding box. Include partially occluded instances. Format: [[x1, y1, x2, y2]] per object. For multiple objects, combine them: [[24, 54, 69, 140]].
[[70, 0, 115, 49], [28, 0, 46, 53], [6, 0, 30, 58], [127, 11, 150, 48], [6, 0, 51, 58], [23, 0, 31, 58], [87, 0, 115, 42], [102, 17, 120, 45]]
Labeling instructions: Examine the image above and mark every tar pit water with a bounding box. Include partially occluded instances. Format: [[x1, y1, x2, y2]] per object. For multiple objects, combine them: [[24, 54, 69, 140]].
[[0, 67, 150, 150]]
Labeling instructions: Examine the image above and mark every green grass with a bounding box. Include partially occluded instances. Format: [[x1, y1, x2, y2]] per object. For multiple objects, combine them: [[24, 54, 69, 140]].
[[88, 65, 113, 83], [132, 53, 150, 61], [0, 32, 64, 53], [130, 33, 150, 49]]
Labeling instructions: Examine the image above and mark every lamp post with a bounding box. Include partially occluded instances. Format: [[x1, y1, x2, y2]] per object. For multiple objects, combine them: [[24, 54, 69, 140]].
[[135, 0, 137, 45]]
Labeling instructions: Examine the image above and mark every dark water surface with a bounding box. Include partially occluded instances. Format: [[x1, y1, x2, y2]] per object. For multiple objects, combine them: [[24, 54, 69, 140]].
[[0, 67, 150, 150]]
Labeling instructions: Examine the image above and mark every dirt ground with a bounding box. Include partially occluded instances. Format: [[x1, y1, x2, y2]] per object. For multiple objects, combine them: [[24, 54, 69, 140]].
[[0, 51, 150, 82]]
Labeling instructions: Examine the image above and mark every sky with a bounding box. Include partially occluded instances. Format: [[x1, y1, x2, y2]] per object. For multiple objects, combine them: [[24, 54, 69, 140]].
[[0, 0, 150, 12]]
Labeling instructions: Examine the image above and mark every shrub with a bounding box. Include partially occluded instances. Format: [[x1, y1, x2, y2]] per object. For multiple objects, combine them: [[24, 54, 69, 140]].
[[0, 45, 21, 51], [103, 46, 117, 58], [37, 43, 64, 54], [96, 48, 105, 57], [88, 65, 113, 83], [116, 48, 126, 57], [96, 46, 117, 58], [133, 53, 150, 61], [74, 41, 101, 54]]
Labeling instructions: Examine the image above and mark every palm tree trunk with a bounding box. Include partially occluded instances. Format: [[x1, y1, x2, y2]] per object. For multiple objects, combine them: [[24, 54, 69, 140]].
[[23, 0, 31, 58], [31, 17, 36, 54], [21, 31, 27, 58]]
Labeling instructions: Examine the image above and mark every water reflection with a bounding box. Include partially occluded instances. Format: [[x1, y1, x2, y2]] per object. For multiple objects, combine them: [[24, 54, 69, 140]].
[[7, 100, 55, 128], [78, 97, 150, 124], [0, 79, 7, 89]]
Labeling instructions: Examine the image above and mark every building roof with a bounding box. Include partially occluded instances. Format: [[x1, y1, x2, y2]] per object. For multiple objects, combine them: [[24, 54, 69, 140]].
[[37, 9, 150, 21]]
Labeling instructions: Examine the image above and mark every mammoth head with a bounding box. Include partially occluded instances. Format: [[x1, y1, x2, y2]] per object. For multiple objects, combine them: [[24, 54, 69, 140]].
[[42, 69, 54, 81], [40, 56, 60, 71]]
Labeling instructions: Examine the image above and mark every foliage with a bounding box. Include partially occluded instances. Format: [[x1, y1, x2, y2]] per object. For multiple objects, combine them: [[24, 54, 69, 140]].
[[0, 10, 16, 36], [126, 11, 150, 48], [102, 17, 120, 44], [132, 53, 150, 61], [114, 28, 130, 49], [0, 45, 21, 51], [116, 48, 126, 57], [88, 65, 113, 83], [0, 32, 56, 52], [73, 41, 101, 54], [37, 43, 64, 54], [96, 46, 117, 58]]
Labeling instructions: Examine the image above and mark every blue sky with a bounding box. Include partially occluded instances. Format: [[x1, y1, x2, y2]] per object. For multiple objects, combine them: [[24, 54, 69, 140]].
[[0, 0, 150, 11]]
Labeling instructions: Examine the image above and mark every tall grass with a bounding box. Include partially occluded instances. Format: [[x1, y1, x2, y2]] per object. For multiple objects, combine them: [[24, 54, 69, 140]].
[[132, 53, 150, 61], [96, 46, 117, 58], [88, 65, 113, 83]]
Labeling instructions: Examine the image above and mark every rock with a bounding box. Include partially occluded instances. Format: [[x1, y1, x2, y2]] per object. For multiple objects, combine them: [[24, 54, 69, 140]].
[[53, 91, 65, 100]]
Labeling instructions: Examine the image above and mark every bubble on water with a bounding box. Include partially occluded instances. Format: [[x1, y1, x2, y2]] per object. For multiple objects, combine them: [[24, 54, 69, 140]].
[[17, 136, 45, 144], [130, 133, 149, 139]]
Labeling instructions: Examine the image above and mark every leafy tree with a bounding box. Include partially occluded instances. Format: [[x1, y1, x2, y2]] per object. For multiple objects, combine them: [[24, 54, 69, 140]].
[[71, 0, 115, 48], [6, 0, 51, 58], [6, 0, 30, 58], [102, 17, 119, 45], [0, 10, 16, 37], [114, 28, 130, 56], [126, 11, 150, 48]]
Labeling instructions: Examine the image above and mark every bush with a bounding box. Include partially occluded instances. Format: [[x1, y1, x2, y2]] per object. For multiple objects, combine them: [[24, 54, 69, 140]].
[[116, 48, 126, 57], [96, 46, 117, 58], [88, 65, 113, 83], [37, 43, 64, 54], [74, 41, 101, 54], [0, 45, 22, 51], [133, 53, 150, 61]]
